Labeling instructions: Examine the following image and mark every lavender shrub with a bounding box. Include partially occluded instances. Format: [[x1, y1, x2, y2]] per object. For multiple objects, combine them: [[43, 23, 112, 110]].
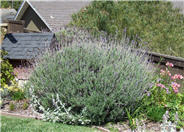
[[26, 28, 154, 125]]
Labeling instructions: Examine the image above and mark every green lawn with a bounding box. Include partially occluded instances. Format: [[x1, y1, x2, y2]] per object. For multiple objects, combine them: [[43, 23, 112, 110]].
[[1, 115, 98, 132]]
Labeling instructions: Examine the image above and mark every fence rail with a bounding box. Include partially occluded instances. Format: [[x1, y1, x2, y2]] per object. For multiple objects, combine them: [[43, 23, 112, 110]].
[[146, 51, 184, 69]]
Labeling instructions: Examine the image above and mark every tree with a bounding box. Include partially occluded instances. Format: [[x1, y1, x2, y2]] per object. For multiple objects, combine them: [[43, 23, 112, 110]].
[[1, 0, 22, 11]]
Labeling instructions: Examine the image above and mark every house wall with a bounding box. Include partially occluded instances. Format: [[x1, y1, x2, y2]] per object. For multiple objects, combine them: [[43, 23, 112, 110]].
[[21, 6, 49, 32]]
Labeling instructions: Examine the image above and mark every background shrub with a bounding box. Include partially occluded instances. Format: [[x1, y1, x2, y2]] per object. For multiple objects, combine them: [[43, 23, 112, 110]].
[[1, 0, 22, 11], [27, 29, 154, 125], [71, 1, 184, 57]]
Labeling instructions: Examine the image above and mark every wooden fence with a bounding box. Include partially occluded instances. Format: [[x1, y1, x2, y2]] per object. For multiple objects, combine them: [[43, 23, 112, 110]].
[[7, 20, 24, 33], [146, 51, 184, 69]]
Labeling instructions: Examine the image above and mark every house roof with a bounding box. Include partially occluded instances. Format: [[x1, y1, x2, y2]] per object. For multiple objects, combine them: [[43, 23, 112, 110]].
[[15, 0, 89, 32], [1, 33, 55, 60], [0, 8, 17, 23]]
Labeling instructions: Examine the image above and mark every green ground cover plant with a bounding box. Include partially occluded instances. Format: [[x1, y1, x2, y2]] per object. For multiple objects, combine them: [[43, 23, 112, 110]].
[[71, 1, 184, 57], [26, 28, 154, 125], [1, 115, 96, 132]]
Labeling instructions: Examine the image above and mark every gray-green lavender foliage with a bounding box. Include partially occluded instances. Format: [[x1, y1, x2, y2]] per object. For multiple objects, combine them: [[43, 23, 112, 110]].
[[26, 28, 154, 125]]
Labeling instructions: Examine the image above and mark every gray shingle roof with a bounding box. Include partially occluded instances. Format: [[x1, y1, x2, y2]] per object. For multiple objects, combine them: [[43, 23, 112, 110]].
[[29, 1, 89, 32], [171, 1, 184, 15], [2, 33, 55, 59]]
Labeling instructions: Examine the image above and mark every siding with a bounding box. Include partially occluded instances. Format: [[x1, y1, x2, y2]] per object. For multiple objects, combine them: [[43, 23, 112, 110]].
[[21, 6, 49, 32]]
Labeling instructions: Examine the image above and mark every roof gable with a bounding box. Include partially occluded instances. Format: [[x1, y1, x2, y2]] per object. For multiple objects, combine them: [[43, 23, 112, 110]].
[[15, 0, 89, 32], [2, 33, 55, 59]]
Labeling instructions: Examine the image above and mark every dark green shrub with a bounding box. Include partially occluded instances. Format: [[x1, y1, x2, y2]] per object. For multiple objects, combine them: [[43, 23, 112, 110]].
[[11, 91, 25, 101], [71, 1, 184, 57], [27, 29, 154, 125]]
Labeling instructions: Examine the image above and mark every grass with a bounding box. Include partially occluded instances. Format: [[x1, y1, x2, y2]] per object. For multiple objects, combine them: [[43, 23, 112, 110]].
[[1, 115, 98, 132]]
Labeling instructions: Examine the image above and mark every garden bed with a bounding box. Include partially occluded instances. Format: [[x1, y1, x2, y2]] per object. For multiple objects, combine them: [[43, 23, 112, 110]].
[[1, 99, 41, 119], [1, 28, 183, 132]]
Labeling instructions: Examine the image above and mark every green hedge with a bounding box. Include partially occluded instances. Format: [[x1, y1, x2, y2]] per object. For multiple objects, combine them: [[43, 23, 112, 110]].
[[71, 1, 184, 58]]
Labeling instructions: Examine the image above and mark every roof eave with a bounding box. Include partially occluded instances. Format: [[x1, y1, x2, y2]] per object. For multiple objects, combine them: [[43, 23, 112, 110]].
[[14, 0, 26, 20]]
